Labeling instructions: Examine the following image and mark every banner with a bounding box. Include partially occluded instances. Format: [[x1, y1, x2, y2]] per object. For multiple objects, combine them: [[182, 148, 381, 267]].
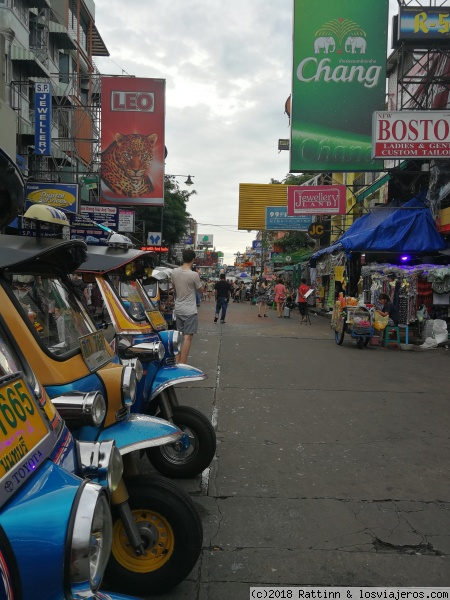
[[290, 0, 388, 172], [265, 207, 313, 231], [25, 182, 78, 214], [100, 77, 165, 206], [287, 185, 347, 215], [373, 111, 450, 158], [34, 83, 52, 156]]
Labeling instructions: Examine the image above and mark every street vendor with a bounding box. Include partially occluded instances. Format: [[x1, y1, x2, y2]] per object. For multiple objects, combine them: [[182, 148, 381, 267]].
[[377, 293, 399, 326]]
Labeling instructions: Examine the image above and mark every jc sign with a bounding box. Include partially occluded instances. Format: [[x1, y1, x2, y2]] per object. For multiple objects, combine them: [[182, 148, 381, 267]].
[[308, 223, 325, 239]]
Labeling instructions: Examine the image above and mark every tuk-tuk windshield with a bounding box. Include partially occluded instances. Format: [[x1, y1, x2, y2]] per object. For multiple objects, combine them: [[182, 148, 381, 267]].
[[107, 275, 150, 323], [9, 274, 96, 356]]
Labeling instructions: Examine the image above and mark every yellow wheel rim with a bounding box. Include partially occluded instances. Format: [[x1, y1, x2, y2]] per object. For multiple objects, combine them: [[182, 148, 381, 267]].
[[112, 509, 175, 573]]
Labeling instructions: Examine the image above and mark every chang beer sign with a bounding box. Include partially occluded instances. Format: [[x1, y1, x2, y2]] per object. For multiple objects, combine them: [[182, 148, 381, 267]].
[[291, 0, 388, 172]]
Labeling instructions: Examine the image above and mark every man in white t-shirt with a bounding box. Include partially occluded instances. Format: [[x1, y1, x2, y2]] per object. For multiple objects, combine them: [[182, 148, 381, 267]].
[[171, 249, 204, 364]]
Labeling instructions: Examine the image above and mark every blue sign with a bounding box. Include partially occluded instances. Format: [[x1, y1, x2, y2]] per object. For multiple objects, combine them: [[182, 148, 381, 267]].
[[265, 207, 313, 231], [34, 83, 52, 156], [69, 206, 119, 245], [252, 240, 262, 249]]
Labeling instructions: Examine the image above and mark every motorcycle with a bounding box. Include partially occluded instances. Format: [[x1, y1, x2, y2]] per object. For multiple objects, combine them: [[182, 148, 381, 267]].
[[0, 148, 140, 600], [77, 243, 217, 479], [0, 160, 203, 596]]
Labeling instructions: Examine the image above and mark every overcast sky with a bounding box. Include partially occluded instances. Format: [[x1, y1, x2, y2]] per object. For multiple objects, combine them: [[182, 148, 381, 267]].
[[94, 0, 399, 266]]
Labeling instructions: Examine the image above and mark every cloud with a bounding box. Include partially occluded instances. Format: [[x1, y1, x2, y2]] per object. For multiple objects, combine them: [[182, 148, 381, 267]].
[[94, 0, 397, 266]]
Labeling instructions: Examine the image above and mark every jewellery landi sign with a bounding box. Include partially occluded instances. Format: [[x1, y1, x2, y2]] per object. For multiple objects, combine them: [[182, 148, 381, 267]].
[[290, 0, 389, 172]]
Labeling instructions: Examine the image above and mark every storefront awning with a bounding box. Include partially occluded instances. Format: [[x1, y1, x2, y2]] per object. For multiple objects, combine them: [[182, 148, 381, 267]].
[[49, 21, 76, 50], [91, 24, 109, 56], [355, 173, 390, 203], [10, 46, 50, 78]]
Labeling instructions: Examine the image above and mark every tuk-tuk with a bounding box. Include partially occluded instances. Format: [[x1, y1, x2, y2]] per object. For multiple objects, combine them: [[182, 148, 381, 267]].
[[0, 234, 204, 595], [78, 244, 216, 479], [0, 148, 141, 600]]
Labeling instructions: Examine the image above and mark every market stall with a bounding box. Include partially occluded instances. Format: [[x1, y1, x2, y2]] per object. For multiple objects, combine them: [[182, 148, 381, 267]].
[[311, 191, 449, 345]]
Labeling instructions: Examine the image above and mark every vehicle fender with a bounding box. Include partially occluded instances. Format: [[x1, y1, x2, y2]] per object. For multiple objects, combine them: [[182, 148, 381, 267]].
[[0, 460, 81, 600], [96, 413, 181, 454], [150, 363, 206, 401]]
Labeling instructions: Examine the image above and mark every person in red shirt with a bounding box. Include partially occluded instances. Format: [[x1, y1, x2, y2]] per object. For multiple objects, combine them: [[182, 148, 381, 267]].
[[298, 278, 310, 322]]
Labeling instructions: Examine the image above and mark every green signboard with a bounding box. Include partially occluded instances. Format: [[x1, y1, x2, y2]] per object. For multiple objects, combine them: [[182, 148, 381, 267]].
[[290, 0, 388, 172]]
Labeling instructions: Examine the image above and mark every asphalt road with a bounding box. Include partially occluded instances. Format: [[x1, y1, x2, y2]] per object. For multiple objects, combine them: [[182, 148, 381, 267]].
[[140, 299, 450, 600]]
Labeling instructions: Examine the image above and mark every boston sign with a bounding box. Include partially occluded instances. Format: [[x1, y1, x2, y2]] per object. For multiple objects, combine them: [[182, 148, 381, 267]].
[[373, 111, 450, 158]]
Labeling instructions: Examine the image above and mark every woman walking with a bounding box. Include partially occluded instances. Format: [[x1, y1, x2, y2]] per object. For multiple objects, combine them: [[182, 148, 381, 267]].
[[274, 277, 287, 318], [256, 277, 269, 318]]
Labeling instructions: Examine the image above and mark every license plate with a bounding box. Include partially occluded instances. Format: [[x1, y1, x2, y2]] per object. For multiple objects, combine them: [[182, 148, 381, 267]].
[[146, 310, 168, 331], [0, 375, 53, 506], [79, 331, 111, 371]]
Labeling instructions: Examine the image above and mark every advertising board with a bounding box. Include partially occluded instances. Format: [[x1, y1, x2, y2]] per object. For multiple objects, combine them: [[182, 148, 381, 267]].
[[290, 0, 388, 172], [399, 7, 450, 44], [100, 77, 165, 206], [25, 182, 78, 214], [265, 207, 313, 231], [34, 83, 52, 156], [287, 185, 346, 215], [373, 111, 450, 158]]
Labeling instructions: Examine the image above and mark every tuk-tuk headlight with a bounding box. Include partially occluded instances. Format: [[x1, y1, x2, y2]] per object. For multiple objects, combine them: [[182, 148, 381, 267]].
[[171, 330, 184, 354], [120, 341, 165, 362], [78, 440, 124, 493], [122, 365, 137, 407], [52, 391, 107, 428], [68, 482, 112, 597]]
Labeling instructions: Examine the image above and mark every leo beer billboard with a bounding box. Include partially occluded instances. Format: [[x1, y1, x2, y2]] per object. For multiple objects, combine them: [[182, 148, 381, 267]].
[[100, 77, 165, 206], [290, 0, 388, 172]]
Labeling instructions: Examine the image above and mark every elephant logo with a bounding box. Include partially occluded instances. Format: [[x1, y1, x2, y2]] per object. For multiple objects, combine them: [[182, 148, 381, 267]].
[[314, 36, 336, 54], [345, 36, 367, 54], [314, 18, 367, 55]]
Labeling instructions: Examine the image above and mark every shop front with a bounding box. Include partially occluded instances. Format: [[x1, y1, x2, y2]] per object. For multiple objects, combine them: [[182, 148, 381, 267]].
[[309, 192, 449, 347]]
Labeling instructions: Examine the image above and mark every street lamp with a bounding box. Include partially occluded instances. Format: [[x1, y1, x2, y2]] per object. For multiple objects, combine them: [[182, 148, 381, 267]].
[[159, 174, 196, 264], [166, 174, 194, 186]]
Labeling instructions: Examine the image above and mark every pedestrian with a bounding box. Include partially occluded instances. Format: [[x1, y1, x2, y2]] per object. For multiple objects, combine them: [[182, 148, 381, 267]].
[[376, 292, 399, 326], [214, 274, 232, 323], [256, 277, 269, 317], [298, 278, 310, 322], [274, 277, 287, 318], [171, 249, 204, 364], [206, 279, 215, 301]]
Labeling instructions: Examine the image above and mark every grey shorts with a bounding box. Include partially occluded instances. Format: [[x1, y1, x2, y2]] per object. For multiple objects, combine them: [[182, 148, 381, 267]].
[[175, 313, 198, 335]]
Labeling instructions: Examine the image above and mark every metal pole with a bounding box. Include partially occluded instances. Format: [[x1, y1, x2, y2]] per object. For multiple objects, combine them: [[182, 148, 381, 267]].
[[159, 205, 164, 265]]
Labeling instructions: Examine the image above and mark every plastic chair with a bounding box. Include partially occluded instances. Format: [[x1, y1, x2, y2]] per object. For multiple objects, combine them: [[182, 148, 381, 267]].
[[383, 325, 400, 348]]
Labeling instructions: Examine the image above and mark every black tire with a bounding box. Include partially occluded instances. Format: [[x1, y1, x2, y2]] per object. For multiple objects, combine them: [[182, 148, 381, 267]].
[[357, 337, 364, 349], [335, 316, 346, 345], [146, 406, 216, 478], [105, 474, 203, 596]]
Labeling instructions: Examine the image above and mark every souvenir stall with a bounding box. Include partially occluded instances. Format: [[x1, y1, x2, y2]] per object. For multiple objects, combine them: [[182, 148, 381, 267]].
[[311, 192, 449, 346]]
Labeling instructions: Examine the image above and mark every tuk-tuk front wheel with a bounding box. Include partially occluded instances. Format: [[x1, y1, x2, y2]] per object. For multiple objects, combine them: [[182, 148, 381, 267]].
[[146, 406, 216, 478], [105, 475, 202, 595]]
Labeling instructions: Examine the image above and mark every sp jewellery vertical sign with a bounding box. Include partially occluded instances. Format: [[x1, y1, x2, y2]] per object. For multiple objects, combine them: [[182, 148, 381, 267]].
[[34, 83, 52, 156]]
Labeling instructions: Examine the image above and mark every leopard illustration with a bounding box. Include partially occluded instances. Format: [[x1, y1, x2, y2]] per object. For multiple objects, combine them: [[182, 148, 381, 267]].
[[101, 133, 158, 197]]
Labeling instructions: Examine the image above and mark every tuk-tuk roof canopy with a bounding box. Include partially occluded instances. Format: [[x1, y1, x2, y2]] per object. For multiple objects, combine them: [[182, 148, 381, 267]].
[[0, 234, 87, 274], [77, 245, 157, 273]]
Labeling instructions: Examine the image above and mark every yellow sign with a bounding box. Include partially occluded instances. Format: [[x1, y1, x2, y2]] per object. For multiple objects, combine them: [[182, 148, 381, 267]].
[[146, 310, 167, 331], [238, 184, 288, 230], [0, 377, 48, 477], [79, 331, 111, 371]]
